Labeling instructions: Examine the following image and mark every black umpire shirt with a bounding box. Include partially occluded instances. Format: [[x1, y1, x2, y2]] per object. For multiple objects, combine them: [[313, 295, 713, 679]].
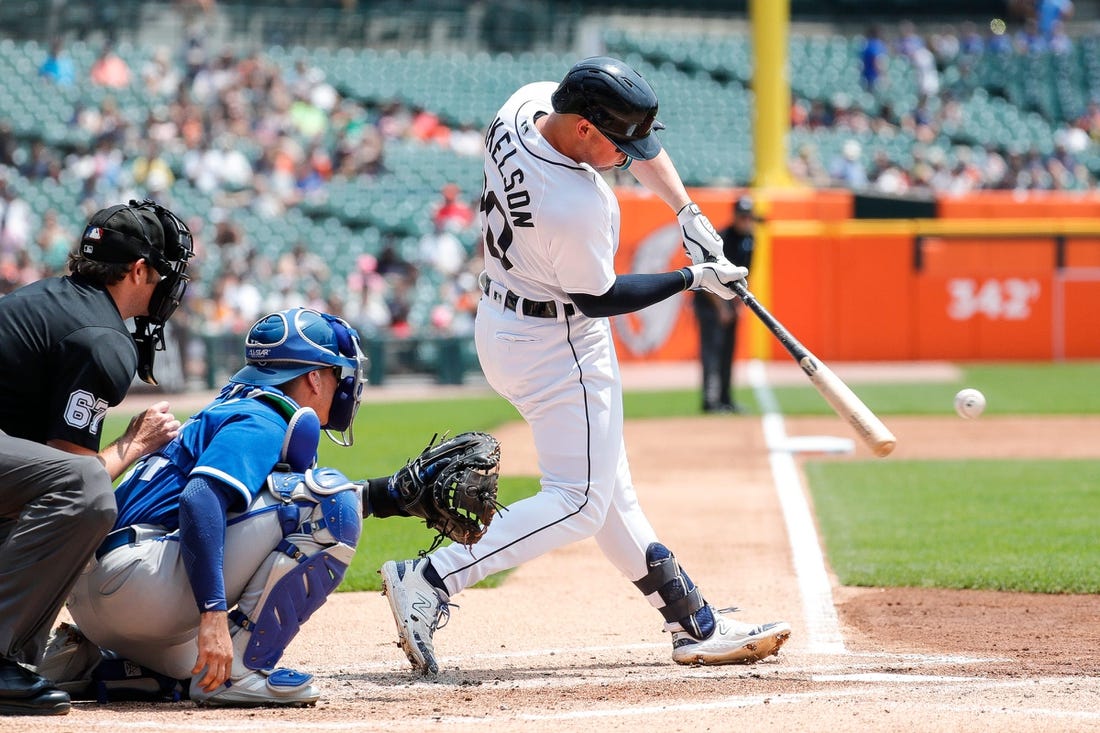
[[0, 275, 137, 450]]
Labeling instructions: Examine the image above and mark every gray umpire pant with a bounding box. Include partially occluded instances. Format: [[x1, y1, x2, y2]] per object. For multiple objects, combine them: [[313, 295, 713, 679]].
[[0, 430, 117, 666]]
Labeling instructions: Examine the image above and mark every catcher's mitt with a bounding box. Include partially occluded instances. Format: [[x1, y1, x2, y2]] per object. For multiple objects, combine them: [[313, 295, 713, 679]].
[[391, 431, 502, 550]]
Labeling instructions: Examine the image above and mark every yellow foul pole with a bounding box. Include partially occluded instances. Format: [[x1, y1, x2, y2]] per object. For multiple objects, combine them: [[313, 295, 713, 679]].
[[749, 0, 794, 189], [747, 0, 794, 359]]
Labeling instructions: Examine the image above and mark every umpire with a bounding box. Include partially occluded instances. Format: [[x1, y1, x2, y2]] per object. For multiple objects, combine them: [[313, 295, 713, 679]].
[[0, 200, 193, 715], [693, 195, 756, 413]]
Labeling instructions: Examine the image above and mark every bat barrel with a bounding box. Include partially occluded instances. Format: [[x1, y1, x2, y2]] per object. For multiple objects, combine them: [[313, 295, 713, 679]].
[[731, 280, 896, 458]]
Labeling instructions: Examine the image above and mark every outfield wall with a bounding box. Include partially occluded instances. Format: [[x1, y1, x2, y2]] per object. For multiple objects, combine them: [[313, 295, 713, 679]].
[[611, 188, 1100, 362]]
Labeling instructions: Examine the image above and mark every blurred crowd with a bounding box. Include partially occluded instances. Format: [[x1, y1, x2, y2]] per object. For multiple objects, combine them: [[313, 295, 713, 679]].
[[789, 1, 1096, 194], [2, 22, 488, 384], [0, 0, 1096, 386]]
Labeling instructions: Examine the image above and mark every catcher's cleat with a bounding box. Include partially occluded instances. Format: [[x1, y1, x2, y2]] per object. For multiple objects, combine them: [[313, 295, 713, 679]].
[[189, 668, 318, 707], [380, 558, 451, 675], [670, 608, 791, 666]]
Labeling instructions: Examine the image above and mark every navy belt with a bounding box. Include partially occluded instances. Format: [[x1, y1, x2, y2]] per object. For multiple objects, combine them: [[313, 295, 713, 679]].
[[95, 526, 137, 560], [483, 277, 575, 318]]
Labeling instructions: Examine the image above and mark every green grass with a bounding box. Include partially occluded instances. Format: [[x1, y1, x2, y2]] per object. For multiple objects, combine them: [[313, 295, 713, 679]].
[[805, 459, 1100, 593]]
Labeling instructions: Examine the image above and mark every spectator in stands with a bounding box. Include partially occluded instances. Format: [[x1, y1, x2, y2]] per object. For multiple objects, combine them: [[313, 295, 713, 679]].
[[829, 140, 868, 189], [896, 20, 926, 57], [276, 241, 330, 292], [449, 122, 483, 157], [789, 143, 830, 187], [345, 254, 392, 337], [141, 47, 182, 99], [19, 141, 60, 182], [868, 150, 910, 194], [0, 177, 31, 256], [859, 24, 888, 92], [377, 101, 413, 140], [39, 39, 75, 87], [89, 41, 132, 88], [33, 210, 73, 276], [409, 106, 450, 145], [958, 21, 985, 57], [1048, 20, 1073, 55], [909, 38, 940, 98], [417, 218, 467, 279], [219, 271, 264, 325], [131, 141, 176, 194], [431, 183, 476, 231], [1014, 18, 1047, 54], [376, 240, 415, 280], [1037, 0, 1074, 41], [0, 122, 15, 168]]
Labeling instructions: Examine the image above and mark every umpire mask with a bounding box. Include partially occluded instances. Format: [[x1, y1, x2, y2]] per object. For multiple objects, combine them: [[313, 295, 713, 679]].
[[80, 199, 195, 385]]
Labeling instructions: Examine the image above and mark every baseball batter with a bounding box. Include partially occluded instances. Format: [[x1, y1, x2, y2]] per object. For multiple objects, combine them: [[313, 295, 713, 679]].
[[382, 57, 791, 674]]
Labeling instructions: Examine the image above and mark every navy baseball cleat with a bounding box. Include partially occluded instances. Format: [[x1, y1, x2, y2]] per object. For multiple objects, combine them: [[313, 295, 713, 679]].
[[670, 607, 791, 665], [380, 558, 452, 674]]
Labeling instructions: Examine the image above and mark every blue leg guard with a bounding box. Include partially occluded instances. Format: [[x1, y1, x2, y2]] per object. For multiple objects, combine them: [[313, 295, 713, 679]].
[[230, 469, 362, 673], [632, 543, 715, 640], [233, 551, 350, 670]]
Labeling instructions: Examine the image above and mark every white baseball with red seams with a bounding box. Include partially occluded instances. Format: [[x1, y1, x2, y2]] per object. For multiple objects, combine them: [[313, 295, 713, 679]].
[[425, 81, 661, 593]]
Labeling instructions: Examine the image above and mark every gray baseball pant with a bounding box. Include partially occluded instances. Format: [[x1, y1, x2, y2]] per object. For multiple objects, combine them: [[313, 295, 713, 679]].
[[0, 430, 117, 665]]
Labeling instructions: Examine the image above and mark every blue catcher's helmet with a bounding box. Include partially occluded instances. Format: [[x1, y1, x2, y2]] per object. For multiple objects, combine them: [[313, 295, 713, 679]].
[[231, 308, 367, 445]]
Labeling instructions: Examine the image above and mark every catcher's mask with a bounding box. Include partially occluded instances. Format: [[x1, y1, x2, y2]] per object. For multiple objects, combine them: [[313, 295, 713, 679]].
[[80, 198, 194, 385], [231, 307, 368, 446]]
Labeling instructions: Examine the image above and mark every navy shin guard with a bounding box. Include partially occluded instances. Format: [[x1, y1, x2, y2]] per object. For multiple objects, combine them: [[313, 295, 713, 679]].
[[632, 543, 714, 639]]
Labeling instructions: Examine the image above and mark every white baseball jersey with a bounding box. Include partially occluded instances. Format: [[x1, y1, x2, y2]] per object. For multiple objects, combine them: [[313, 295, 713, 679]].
[[427, 81, 661, 595], [480, 82, 618, 303]]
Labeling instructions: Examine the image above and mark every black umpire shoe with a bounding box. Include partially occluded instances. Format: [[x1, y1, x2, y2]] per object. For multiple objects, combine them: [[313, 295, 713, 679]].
[[0, 657, 71, 715]]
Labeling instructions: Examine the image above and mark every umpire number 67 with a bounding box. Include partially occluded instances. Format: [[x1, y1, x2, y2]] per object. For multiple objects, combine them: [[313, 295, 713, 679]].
[[64, 389, 108, 435]]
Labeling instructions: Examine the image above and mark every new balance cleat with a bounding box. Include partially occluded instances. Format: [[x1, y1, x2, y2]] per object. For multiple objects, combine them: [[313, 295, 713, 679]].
[[380, 559, 451, 674], [189, 668, 318, 707], [671, 608, 791, 665]]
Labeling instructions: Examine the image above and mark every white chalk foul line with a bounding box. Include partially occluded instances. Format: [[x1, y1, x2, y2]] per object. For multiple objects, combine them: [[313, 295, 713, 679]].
[[748, 359, 845, 655]]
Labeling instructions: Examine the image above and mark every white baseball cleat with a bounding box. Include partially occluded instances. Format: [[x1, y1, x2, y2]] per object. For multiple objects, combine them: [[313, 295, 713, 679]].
[[189, 668, 319, 707], [380, 558, 451, 675], [671, 608, 792, 666]]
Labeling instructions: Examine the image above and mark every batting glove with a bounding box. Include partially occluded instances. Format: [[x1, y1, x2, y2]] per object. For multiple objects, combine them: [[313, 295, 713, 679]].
[[685, 261, 747, 300], [678, 203, 728, 265]]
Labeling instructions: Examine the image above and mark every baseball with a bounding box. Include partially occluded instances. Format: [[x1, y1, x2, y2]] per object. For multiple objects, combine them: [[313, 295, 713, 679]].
[[954, 388, 986, 419]]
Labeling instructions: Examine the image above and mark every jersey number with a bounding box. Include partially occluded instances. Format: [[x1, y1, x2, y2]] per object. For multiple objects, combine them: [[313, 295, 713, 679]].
[[64, 390, 108, 436], [480, 181, 514, 270]]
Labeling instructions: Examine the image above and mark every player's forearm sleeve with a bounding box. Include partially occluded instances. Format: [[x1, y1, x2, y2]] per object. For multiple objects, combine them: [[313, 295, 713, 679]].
[[363, 475, 407, 518], [179, 476, 231, 613], [569, 270, 692, 318]]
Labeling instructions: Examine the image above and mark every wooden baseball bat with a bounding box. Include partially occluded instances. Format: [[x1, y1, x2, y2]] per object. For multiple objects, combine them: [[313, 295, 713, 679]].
[[730, 280, 897, 457]]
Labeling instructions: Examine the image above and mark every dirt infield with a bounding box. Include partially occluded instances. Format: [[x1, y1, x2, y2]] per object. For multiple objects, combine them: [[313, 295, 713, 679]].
[[23, 365, 1100, 732]]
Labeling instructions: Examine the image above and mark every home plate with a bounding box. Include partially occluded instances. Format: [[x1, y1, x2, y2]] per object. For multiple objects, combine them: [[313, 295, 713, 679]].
[[774, 435, 855, 455]]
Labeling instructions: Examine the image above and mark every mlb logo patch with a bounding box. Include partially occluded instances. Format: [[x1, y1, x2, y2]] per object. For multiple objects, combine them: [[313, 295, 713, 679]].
[[85, 226, 103, 240]]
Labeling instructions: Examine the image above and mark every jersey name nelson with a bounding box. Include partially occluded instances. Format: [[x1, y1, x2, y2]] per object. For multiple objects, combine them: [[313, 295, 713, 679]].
[[484, 116, 534, 230]]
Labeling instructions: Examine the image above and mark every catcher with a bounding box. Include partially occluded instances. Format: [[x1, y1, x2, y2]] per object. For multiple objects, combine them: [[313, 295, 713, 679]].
[[38, 307, 499, 707]]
